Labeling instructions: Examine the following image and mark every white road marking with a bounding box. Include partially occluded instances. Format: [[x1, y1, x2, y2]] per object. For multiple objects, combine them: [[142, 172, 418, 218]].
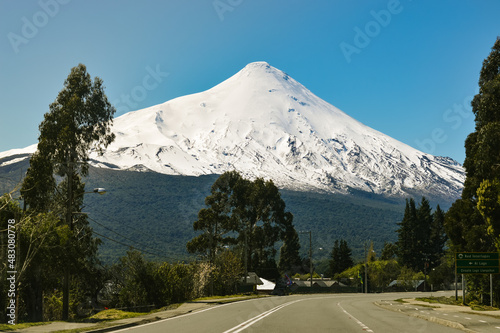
[[110, 297, 265, 332], [338, 302, 374, 333], [479, 320, 487, 323], [222, 299, 302, 333]]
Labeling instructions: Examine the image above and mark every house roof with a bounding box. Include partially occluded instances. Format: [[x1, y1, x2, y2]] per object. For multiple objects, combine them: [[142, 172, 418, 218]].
[[240, 272, 264, 285]]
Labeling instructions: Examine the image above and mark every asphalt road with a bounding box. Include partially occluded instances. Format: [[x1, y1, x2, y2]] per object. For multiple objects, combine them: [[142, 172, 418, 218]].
[[111, 292, 465, 333]]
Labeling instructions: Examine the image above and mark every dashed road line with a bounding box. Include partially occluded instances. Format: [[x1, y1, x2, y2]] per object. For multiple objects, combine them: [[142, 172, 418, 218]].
[[338, 302, 374, 333]]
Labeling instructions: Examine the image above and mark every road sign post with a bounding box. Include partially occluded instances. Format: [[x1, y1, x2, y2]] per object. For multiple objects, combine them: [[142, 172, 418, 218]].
[[456, 252, 500, 274], [456, 252, 499, 306]]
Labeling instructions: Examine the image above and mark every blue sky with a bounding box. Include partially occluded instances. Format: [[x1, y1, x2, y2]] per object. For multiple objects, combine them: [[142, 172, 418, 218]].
[[1, 0, 499, 164]]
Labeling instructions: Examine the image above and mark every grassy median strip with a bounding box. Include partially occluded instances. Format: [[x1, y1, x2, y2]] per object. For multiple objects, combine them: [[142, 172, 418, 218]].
[[416, 296, 500, 311], [416, 296, 463, 306]]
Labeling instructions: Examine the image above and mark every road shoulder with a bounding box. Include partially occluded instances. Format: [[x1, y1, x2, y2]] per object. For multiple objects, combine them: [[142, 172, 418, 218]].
[[375, 298, 500, 333]]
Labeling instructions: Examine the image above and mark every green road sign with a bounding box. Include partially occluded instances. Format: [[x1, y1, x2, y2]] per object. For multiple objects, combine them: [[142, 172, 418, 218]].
[[456, 252, 500, 274], [457, 267, 500, 274]]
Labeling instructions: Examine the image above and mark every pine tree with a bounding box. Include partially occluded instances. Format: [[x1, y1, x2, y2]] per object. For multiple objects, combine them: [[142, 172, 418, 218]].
[[396, 198, 418, 269], [339, 239, 354, 271], [429, 205, 447, 267], [396, 197, 439, 272], [329, 239, 353, 277], [416, 197, 433, 270], [329, 240, 341, 278], [380, 242, 397, 260]]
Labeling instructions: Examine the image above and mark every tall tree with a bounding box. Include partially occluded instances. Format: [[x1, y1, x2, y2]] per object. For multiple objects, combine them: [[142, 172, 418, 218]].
[[329, 239, 353, 277], [396, 198, 418, 269], [445, 38, 500, 254], [187, 171, 297, 281], [187, 171, 246, 262], [380, 242, 397, 261], [396, 197, 442, 272], [429, 205, 447, 266], [477, 179, 500, 250], [329, 240, 341, 278], [416, 197, 433, 269], [20, 64, 115, 320], [278, 224, 302, 275]]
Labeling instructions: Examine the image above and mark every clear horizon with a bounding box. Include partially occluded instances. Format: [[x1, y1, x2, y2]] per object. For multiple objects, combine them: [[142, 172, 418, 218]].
[[2, 0, 500, 164]]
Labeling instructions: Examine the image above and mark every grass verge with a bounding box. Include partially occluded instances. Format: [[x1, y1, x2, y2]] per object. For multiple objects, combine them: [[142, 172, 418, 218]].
[[88, 309, 148, 321], [416, 296, 463, 306], [0, 322, 51, 331], [416, 296, 499, 311]]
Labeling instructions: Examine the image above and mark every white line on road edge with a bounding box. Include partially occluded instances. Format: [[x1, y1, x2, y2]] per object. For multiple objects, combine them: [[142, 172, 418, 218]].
[[109, 298, 264, 333], [222, 299, 303, 333], [338, 302, 374, 333]]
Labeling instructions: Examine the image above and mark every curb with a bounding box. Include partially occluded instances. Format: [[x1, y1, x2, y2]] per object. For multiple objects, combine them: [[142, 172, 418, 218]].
[[374, 301, 478, 333], [85, 317, 162, 333]]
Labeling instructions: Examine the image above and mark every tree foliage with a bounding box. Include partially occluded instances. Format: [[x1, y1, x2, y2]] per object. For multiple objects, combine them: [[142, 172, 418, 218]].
[[477, 179, 500, 250], [396, 197, 447, 272], [329, 239, 354, 278], [445, 39, 500, 253], [15, 64, 116, 321], [187, 171, 299, 280], [443, 39, 500, 305], [278, 226, 302, 274]]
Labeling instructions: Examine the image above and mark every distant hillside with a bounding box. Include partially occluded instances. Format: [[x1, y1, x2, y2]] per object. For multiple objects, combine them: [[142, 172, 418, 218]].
[[81, 167, 407, 263], [0, 158, 408, 263]]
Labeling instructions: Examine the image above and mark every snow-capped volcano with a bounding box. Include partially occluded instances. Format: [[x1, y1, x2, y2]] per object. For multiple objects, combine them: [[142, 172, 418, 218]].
[[0, 62, 465, 199]]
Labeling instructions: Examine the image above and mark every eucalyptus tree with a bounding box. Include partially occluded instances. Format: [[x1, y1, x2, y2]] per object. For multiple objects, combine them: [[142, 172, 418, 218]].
[[187, 171, 299, 281], [21, 64, 115, 320]]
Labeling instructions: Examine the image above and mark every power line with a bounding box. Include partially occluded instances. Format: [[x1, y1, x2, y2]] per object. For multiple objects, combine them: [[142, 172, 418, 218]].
[[86, 215, 183, 262], [84, 201, 173, 255], [91, 229, 170, 261], [87, 216, 159, 254]]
